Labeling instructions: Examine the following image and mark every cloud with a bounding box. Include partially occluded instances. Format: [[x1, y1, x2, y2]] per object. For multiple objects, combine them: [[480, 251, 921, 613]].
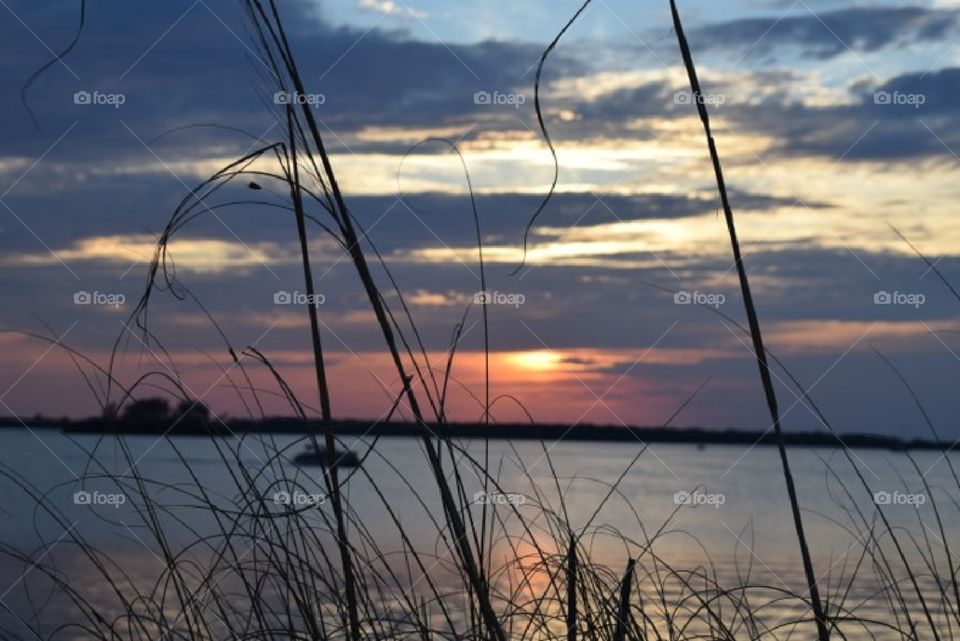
[[764, 319, 959, 353], [552, 63, 960, 162], [5, 0, 959, 177], [0, 234, 297, 273], [688, 6, 960, 60], [357, 0, 427, 19], [729, 67, 960, 161], [0, 0, 575, 163]]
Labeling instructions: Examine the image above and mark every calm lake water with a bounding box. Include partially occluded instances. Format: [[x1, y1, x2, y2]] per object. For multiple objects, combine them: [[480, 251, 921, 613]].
[[0, 428, 956, 639]]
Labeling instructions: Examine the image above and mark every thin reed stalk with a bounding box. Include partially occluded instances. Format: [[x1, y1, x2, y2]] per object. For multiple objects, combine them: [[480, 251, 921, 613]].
[[243, 4, 508, 639], [283, 104, 361, 641], [666, 2, 830, 640], [566, 535, 578, 641]]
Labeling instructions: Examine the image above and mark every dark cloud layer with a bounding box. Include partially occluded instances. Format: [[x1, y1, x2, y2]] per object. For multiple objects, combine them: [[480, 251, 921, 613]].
[[689, 6, 960, 60], [733, 67, 960, 160], [5, 0, 959, 168], [557, 64, 960, 162], [1, 0, 574, 162]]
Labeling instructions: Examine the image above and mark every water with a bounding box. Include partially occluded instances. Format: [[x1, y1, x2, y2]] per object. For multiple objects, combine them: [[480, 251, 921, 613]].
[[0, 429, 956, 639]]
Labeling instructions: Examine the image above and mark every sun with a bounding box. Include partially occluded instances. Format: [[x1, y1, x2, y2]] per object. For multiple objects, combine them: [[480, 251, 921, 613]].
[[507, 350, 563, 372]]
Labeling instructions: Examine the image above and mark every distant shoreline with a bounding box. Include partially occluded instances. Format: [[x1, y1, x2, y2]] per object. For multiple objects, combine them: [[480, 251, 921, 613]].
[[0, 416, 952, 451]]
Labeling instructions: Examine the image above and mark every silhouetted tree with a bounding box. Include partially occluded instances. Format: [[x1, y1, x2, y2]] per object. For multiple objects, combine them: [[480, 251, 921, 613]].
[[175, 399, 211, 430], [120, 398, 171, 432]]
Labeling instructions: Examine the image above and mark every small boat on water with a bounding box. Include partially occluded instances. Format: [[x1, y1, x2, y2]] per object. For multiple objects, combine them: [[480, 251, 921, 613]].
[[293, 444, 360, 468]]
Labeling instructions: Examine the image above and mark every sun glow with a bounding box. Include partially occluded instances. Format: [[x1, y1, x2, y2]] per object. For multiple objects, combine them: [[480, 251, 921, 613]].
[[507, 350, 564, 372]]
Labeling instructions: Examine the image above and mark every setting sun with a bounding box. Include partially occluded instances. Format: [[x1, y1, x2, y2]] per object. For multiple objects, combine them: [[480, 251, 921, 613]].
[[507, 350, 564, 372]]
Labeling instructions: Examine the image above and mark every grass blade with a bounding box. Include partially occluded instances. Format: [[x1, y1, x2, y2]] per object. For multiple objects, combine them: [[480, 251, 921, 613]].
[[667, 2, 829, 639]]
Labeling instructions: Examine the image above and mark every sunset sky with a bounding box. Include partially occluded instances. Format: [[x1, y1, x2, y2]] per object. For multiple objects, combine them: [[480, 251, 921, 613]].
[[2, 0, 960, 437]]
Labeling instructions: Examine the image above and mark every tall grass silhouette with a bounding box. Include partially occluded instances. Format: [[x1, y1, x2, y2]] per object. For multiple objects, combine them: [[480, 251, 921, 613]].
[[1, 1, 958, 640], [667, 2, 828, 638]]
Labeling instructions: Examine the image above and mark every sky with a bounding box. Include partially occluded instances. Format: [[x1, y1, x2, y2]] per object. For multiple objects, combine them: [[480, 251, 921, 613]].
[[2, 0, 960, 438]]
